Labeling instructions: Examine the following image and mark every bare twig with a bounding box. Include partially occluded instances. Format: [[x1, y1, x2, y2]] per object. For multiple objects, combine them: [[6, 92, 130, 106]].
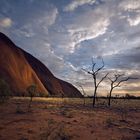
[[97, 73, 109, 87]]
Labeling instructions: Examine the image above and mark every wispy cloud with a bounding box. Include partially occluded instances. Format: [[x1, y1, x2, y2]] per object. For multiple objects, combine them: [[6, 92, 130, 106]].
[[64, 0, 96, 12], [53, 6, 111, 53], [119, 0, 140, 26], [119, 0, 140, 11], [14, 7, 58, 38], [127, 15, 140, 26]]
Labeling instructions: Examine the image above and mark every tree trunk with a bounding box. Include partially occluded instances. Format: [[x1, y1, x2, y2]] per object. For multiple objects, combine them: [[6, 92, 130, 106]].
[[93, 76, 97, 108], [93, 87, 97, 108], [108, 88, 113, 106], [28, 96, 32, 111]]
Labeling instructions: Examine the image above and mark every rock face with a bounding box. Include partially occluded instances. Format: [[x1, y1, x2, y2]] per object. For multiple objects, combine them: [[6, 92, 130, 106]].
[[0, 32, 82, 97]]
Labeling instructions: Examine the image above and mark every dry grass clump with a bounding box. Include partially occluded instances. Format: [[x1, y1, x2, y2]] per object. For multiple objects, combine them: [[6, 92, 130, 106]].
[[40, 119, 71, 140]]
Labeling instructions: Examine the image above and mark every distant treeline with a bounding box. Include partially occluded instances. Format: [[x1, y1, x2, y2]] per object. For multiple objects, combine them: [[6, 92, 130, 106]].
[[86, 94, 140, 99]]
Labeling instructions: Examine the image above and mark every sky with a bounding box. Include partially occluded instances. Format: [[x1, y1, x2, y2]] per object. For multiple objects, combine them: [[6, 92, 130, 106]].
[[0, 0, 140, 96]]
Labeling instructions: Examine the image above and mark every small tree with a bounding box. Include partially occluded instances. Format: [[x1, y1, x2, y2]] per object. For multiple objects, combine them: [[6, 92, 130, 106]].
[[26, 84, 37, 110], [125, 93, 131, 100], [108, 74, 137, 106], [0, 79, 11, 103], [78, 84, 86, 106], [82, 58, 108, 108]]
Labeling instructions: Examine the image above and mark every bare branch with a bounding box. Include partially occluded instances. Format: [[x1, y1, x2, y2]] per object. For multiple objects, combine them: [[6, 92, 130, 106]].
[[97, 73, 109, 87], [91, 58, 96, 72], [115, 74, 124, 78], [108, 77, 113, 82], [81, 68, 93, 75], [78, 85, 86, 96], [113, 77, 138, 88], [95, 58, 104, 75], [128, 77, 139, 80], [113, 74, 124, 82]]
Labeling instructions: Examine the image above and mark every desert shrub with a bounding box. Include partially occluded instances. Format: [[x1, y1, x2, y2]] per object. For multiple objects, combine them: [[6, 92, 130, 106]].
[[15, 102, 25, 114], [125, 93, 136, 99], [0, 79, 11, 103], [39, 92, 49, 97], [47, 119, 56, 127], [119, 108, 128, 122], [60, 108, 74, 118], [105, 117, 114, 127], [40, 121, 71, 140], [49, 124, 71, 140]]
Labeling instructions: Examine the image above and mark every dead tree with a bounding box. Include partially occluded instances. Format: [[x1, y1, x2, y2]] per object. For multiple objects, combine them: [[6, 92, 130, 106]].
[[78, 84, 86, 106], [108, 74, 137, 107], [82, 58, 108, 108]]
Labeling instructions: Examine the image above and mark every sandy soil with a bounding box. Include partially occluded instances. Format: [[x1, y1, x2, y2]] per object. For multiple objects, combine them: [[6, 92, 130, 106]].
[[0, 98, 140, 140]]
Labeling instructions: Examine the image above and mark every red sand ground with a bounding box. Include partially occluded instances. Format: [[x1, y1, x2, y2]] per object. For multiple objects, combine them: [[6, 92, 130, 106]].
[[0, 98, 140, 140]]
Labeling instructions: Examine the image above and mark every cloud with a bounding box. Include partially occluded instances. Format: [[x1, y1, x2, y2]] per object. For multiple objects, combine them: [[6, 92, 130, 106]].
[[120, 0, 140, 11], [13, 7, 58, 38], [37, 8, 58, 30], [119, 0, 140, 26], [0, 17, 12, 28], [0, 1, 58, 38], [62, 7, 110, 53], [68, 18, 109, 52], [64, 0, 96, 12], [127, 15, 140, 26]]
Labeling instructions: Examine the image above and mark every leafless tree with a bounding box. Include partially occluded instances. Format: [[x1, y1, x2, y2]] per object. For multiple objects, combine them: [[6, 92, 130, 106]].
[[82, 58, 108, 108], [78, 84, 86, 106], [108, 74, 137, 106]]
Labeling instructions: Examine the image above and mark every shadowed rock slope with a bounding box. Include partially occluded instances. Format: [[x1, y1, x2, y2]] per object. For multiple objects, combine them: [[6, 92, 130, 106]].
[[0, 32, 82, 97]]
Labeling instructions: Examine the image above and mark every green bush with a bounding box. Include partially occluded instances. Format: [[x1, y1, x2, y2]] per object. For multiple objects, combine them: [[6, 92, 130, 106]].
[[26, 84, 37, 110]]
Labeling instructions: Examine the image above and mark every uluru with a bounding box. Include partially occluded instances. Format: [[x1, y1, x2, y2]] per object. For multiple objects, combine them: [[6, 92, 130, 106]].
[[0, 32, 82, 97]]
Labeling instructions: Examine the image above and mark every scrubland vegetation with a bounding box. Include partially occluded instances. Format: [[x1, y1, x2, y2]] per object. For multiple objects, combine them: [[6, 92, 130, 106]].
[[0, 97, 140, 140]]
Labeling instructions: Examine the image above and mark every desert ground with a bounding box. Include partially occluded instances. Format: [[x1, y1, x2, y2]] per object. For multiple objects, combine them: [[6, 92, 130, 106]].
[[0, 97, 140, 140]]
